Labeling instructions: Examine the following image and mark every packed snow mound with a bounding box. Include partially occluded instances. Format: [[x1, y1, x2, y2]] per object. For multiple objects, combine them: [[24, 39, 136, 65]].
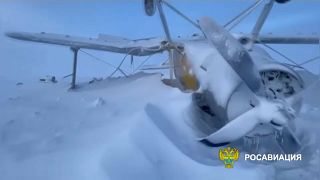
[[0, 73, 319, 180]]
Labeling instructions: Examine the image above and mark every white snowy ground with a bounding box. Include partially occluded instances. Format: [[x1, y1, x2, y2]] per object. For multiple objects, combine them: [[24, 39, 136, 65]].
[[0, 72, 319, 180]]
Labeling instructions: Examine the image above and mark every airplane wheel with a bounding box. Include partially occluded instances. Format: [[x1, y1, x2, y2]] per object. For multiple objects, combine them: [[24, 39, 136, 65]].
[[275, 0, 290, 4], [144, 0, 156, 16]]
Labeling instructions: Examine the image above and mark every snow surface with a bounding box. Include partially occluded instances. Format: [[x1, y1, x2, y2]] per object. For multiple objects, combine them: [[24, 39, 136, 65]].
[[0, 72, 319, 180]]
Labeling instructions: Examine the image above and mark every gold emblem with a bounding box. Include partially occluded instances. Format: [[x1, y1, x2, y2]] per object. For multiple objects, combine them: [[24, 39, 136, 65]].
[[219, 147, 239, 168]]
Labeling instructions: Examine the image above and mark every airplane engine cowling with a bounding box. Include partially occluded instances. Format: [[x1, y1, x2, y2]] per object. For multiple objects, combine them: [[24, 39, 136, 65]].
[[248, 46, 304, 110], [257, 63, 304, 111], [227, 62, 304, 119], [224, 62, 304, 138]]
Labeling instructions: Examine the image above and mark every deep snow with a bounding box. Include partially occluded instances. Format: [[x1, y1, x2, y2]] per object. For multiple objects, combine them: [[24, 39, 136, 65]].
[[0, 72, 319, 180]]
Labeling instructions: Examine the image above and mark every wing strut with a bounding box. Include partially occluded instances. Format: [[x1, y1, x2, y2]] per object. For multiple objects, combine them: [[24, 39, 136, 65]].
[[70, 47, 79, 89], [251, 0, 274, 38], [156, 0, 174, 80]]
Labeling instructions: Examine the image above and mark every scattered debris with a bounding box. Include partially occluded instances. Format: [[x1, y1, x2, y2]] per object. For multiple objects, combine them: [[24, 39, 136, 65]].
[[88, 77, 103, 84], [91, 97, 106, 107], [8, 96, 21, 101], [39, 75, 58, 83]]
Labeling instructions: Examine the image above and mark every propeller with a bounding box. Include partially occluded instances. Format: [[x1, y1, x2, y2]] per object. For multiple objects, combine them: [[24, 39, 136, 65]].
[[198, 17, 301, 154]]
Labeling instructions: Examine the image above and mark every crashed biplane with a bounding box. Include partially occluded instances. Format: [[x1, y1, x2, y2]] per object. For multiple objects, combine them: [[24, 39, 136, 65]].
[[6, 0, 320, 155]]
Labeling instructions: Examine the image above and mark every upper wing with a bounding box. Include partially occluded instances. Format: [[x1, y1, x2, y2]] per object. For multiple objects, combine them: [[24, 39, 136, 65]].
[[234, 34, 319, 44], [256, 35, 320, 44], [6, 31, 166, 56]]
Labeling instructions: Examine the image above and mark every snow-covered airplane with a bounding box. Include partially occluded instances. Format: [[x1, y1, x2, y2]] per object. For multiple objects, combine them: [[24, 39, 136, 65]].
[[6, 0, 319, 154]]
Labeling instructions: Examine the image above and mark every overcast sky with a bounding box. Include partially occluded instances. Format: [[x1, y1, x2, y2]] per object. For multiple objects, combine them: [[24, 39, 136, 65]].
[[0, 0, 319, 81]]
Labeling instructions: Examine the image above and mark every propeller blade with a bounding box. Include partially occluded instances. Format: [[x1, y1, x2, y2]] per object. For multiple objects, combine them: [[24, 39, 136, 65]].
[[199, 107, 260, 145], [198, 16, 261, 94]]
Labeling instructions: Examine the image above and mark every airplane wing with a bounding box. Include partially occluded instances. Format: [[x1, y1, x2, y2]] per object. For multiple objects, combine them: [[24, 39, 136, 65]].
[[6, 31, 166, 56], [256, 35, 320, 44]]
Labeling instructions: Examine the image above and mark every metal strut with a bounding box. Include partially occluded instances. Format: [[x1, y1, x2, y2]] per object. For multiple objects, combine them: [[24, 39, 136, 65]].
[[225, 0, 264, 31], [162, 0, 200, 30], [131, 55, 134, 73], [251, 0, 274, 41], [156, 0, 174, 80], [70, 47, 79, 89]]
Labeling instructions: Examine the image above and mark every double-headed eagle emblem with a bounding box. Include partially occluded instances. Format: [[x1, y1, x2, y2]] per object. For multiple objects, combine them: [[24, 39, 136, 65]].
[[219, 147, 239, 168]]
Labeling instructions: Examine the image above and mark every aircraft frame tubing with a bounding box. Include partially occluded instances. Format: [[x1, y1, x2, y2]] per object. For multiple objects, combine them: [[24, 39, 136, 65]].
[[70, 47, 79, 89]]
